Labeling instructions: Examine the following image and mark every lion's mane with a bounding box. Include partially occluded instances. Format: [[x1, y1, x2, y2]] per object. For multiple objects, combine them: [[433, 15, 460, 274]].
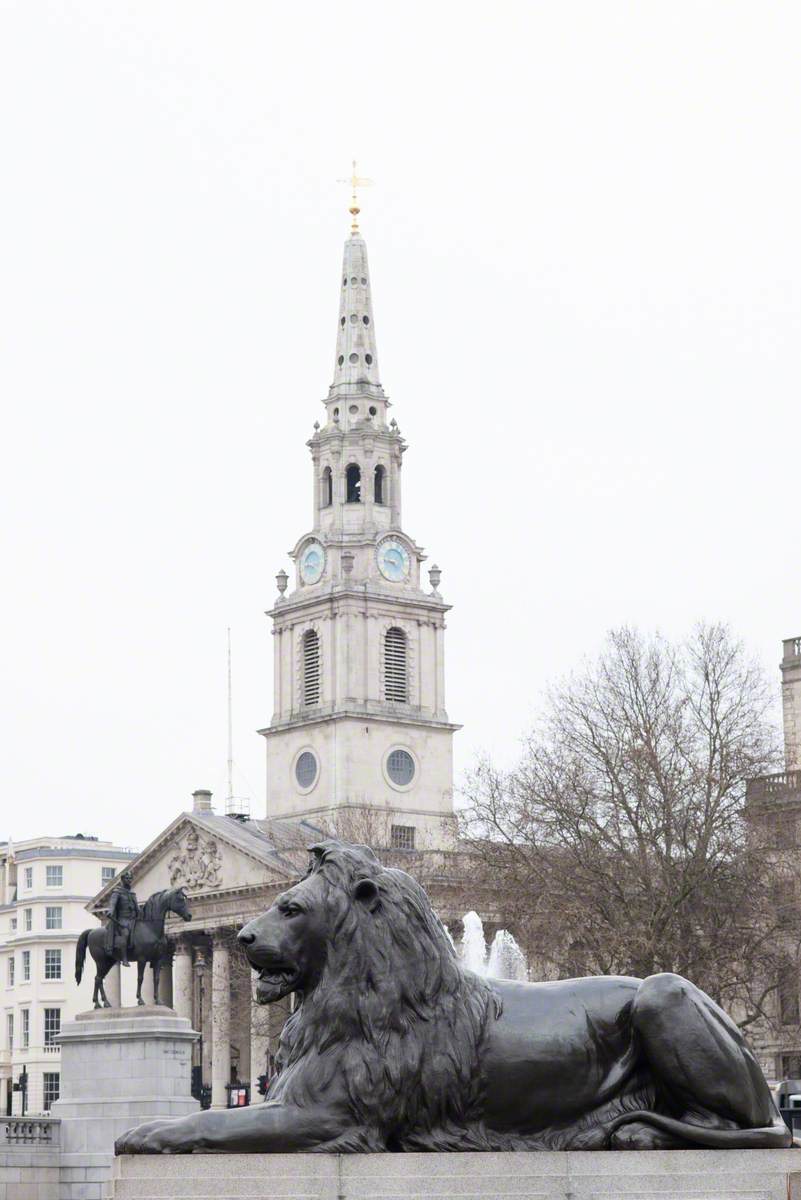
[[269, 840, 501, 1152]]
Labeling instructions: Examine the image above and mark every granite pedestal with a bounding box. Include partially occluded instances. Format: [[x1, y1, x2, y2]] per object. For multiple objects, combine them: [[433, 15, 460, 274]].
[[53, 1007, 198, 1200], [114, 1149, 801, 1200]]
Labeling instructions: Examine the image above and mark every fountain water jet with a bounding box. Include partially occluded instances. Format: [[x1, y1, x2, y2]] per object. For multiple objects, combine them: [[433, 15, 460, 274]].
[[460, 911, 488, 974], [458, 911, 528, 981], [487, 928, 528, 982]]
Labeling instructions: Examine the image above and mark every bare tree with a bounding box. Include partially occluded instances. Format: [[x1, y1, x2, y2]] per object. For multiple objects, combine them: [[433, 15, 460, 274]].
[[460, 623, 797, 1029]]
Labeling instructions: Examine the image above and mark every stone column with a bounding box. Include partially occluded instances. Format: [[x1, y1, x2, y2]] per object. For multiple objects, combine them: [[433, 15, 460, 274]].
[[193, 945, 208, 1077], [311, 449, 320, 522], [210, 930, 231, 1109], [435, 621, 446, 717], [160, 956, 174, 1008], [249, 989, 270, 1088], [172, 936, 193, 1021], [140, 962, 156, 1006], [105, 962, 121, 1008], [782, 637, 801, 771]]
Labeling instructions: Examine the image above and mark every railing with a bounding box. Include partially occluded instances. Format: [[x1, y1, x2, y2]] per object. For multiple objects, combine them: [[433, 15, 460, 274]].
[[43, 1043, 60, 1053], [747, 770, 801, 802], [1, 1117, 60, 1145]]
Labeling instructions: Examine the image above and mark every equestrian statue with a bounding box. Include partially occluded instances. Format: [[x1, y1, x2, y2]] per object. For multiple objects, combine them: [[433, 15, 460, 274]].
[[76, 876, 192, 1008]]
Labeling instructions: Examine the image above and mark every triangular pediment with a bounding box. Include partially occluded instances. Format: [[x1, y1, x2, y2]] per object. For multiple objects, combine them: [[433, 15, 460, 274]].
[[88, 811, 303, 914]]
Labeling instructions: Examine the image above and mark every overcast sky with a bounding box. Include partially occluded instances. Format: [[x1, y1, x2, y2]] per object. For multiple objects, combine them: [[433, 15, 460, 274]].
[[1, 2, 798, 850]]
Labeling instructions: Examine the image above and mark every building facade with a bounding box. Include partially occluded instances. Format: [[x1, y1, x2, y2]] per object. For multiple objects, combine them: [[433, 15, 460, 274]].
[[0, 835, 135, 1115], [260, 219, 460, 849], [747, 635, 801, 1080]]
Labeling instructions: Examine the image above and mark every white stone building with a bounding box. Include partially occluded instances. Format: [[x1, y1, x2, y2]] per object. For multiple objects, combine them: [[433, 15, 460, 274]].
[[0, 835, 135, 1115], [262, 217, 460, 849], [747, 636, 801, 1079]]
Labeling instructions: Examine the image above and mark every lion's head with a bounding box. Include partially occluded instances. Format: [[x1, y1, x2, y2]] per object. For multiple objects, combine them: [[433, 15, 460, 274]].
[[238, 839, 459, 1005], [237, 839, 499, 1151]]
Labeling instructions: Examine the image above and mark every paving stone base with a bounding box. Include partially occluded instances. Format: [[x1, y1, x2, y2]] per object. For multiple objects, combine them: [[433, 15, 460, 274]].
[[114, 1148, 801, 1200]]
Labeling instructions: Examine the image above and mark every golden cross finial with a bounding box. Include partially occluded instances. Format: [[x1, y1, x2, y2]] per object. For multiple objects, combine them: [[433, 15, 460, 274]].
[[337, 160, 372, 235]]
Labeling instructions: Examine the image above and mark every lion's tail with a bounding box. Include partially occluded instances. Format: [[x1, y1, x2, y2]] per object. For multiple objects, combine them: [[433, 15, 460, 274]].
[[607, 1108, 792, 1149], [75, 929, 90, 984]]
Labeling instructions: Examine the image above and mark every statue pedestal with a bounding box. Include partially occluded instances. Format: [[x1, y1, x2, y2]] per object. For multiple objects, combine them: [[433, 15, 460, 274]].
[[114, 1149, 801, 1200], [53, 1006, 199, 1200]]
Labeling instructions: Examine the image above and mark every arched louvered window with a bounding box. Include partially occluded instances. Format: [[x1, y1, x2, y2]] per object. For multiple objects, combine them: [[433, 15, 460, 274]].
[[374, 464, 386, 505], [302, 630, 320, 706], [321, 466, 332, 507], [384, 627, 408, 703], [346, 463, 361, 503]]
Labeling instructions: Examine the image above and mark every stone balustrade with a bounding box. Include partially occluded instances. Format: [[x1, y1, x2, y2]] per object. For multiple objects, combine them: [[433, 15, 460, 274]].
[[0, 1117, 60, 1200], [746, 770, 801, 804], [1, 1117, 60, 1146]]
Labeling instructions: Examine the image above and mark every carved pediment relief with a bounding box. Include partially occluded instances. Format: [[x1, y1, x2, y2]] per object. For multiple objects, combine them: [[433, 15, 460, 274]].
[[167, 828, 222, 891]]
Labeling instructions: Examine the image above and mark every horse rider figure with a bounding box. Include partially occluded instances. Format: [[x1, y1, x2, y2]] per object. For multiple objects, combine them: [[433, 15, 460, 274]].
[[104, 870, 138, 967]]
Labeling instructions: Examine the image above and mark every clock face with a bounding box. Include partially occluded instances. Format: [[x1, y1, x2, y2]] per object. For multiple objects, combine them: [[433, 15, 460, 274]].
[[377, 538, 411, 582], [299, 541, 325, 585]]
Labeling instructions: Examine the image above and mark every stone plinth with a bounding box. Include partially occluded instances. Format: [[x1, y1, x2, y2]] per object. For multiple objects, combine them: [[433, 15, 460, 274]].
[[54, 1007, 198, 1200], [114, 1149, 801, 1200]]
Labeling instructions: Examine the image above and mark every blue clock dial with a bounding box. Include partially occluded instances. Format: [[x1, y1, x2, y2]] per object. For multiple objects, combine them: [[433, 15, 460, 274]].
[[300, 542, 325, 584], [377, 538, 410, 582]]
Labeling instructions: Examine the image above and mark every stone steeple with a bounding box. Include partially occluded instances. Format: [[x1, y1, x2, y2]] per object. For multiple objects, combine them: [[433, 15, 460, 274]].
[[260, 201, 459, 851], [323, 231, 390, 435], [330, 235, 382, 396]]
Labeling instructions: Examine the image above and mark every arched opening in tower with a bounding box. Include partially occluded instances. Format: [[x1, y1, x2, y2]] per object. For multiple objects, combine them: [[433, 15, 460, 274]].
[[374, 464, 386, 505], [346, 464, 361, 503]]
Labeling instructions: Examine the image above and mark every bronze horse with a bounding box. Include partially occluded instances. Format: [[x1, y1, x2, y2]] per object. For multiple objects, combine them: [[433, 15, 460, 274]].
[[76, 887, 192, 1008]]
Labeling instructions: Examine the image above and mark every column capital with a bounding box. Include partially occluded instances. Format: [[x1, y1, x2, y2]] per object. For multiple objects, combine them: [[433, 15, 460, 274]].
[[171, 932, 193, 955], [212, 928, 231, 950]]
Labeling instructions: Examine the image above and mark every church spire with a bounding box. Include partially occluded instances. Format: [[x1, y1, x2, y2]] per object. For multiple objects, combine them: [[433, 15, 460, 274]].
[[330, 235, 382, 396], [330, 164, 383, 401]]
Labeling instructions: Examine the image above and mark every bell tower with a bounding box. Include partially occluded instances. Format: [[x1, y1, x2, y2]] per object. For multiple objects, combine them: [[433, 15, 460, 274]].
[[260, 196, 459, 850]]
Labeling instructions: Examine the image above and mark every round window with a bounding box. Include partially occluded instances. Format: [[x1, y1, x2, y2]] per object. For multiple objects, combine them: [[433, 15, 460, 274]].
[[295, 751, 318, 789], [387, 749, 415, 786]]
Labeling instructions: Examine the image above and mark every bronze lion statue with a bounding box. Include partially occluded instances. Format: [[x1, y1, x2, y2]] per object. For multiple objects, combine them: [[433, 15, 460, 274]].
[[116, 839, 790, 1154]]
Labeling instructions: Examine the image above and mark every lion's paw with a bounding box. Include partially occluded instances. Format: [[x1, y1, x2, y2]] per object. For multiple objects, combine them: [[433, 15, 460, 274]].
[[115, 1119, 188, 1156]]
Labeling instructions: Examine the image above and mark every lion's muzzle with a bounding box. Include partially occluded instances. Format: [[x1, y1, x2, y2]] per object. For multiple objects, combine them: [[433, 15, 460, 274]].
[[238, 919, 299, 1004]]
